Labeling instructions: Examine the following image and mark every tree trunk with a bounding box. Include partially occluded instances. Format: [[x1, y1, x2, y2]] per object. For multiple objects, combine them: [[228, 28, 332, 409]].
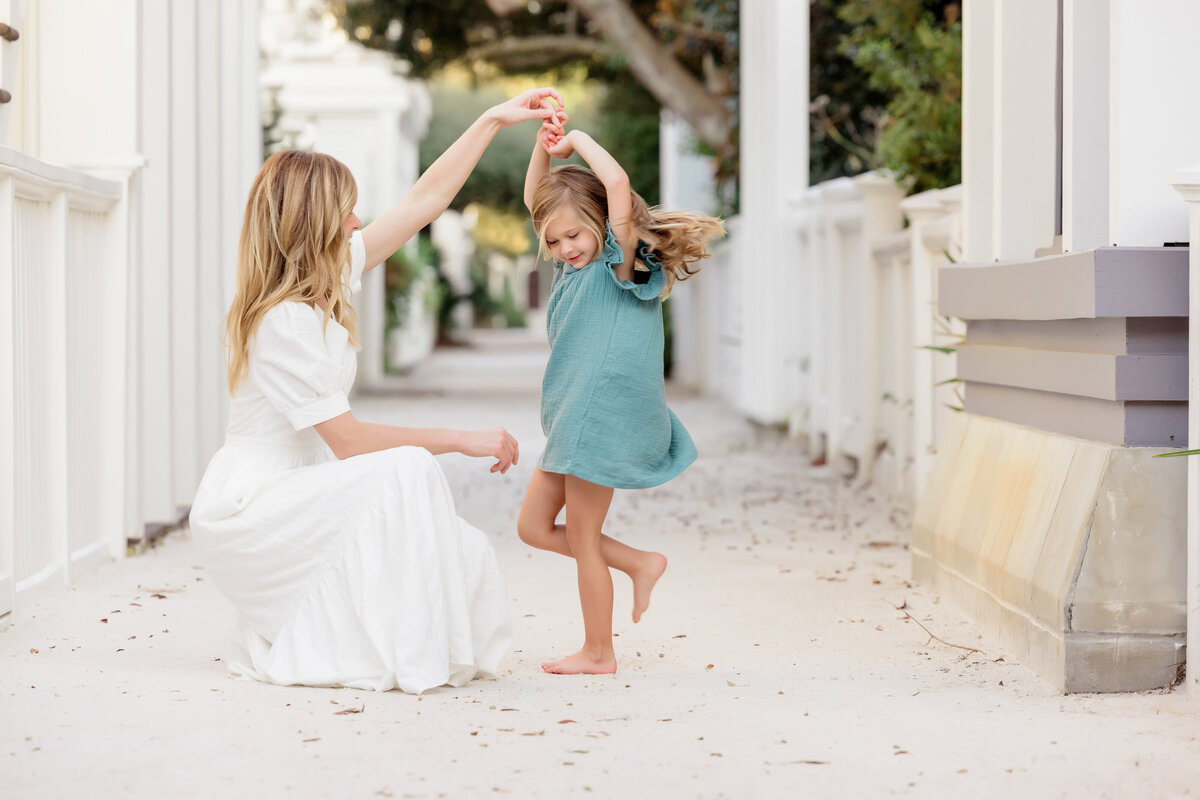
[[566, 0, 732, 157]]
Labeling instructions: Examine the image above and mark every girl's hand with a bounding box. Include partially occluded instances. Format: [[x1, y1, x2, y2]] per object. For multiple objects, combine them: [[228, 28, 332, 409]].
[[458, 427, 520, 474], [545, 129, 577, 159], [540, 106, 569, 151], [487, 87, 566, 127]]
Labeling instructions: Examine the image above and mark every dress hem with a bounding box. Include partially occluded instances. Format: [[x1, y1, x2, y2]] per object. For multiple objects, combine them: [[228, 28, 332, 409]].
[[535, 455, 696, 491]]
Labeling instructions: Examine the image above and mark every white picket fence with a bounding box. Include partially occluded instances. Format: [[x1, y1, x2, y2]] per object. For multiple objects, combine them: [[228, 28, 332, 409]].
[[0, 148, 130, 616], [672, 172, 964, 509]]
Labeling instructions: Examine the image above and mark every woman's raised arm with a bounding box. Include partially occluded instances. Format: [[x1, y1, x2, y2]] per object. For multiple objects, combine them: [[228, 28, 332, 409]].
[[361, 87, 565, 268]]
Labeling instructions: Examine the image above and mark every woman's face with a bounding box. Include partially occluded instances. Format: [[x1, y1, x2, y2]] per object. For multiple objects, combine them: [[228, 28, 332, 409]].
[[343, 211, 361, 239], [543, 209, 599, 268]]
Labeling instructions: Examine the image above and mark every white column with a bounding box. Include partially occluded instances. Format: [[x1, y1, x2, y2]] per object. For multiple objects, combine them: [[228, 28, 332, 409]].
[[737, 0, 808, 424], [994, 0, 1058, 260], [195, 1, 224, 471], [800, 186, 827, 459], [169, 0, 200, 507], [855, 172, 906, 483], [963, 0, 1057, 262], [903, 190, 947, 497], [0, 173, 13, 622], [961, 0, 994, 263], [1169, 166, 1200, 694], [138, 0, 176, 527], [1061, 0, 1109, 251]]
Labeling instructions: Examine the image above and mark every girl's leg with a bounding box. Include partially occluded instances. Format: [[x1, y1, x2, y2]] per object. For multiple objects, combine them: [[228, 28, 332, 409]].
[[517, 468, 667, 622], [543, 473, 619, 674]]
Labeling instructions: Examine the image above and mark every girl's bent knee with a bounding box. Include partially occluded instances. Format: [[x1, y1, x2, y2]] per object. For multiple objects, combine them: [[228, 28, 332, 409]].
[[516, 519, 541, 547]]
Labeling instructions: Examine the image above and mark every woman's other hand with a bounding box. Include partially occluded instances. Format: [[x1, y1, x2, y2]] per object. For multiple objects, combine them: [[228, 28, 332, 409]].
[[488, 87, 565, 127], [458, 427, 520, 474]]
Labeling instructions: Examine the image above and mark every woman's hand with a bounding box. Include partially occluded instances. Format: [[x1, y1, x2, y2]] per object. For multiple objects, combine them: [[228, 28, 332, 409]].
[[457, 427, 520, 474], [487, 87, 566, 127]]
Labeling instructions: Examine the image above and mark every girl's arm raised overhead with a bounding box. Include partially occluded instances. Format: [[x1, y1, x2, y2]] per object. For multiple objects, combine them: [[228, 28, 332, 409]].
[[361, 87, 564, 269], [524, 106, 563, 212], [546, 130, 635, 280]]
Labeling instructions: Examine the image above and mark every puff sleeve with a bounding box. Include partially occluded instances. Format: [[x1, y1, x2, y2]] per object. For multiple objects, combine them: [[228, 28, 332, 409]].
[[600, 222, 666, 300], [250, 304, 351, 430]]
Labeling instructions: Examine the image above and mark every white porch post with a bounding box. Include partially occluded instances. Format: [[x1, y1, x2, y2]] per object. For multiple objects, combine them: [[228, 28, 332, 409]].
[[1169, 167, 1200, 693], [737, 0, 808, 424], [963, 0, 1057, 262]]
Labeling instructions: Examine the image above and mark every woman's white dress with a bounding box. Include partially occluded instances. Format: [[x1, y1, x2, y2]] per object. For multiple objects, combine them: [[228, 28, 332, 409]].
[[189, 231, 511, 693]]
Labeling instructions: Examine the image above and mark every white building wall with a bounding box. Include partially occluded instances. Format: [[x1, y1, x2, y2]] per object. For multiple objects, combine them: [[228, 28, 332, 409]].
[[0, 0, 259, 623]]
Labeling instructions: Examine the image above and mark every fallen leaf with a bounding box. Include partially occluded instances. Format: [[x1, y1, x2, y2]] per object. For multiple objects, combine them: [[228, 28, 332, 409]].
[[705, 664, 714, 670], [558, 720, 577, 724], [99, 619, 108, 624], [302, 738, 320, 743], [726, 680, 737, 687], [520, 731, 545, 737], [673, 635, 687, 639], [334, 705, 364, 715], [28, 648, 38, 654]]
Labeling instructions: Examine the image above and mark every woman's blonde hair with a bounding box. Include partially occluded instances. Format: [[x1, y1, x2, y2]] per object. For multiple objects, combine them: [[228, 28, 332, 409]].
[[223, 150, 359, 393], [530, 164, 725, 298]]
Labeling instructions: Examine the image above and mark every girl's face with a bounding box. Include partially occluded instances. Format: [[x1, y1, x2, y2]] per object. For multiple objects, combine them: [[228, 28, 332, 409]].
[[544, 210, 599, 268], [343, 211, 361, 239]]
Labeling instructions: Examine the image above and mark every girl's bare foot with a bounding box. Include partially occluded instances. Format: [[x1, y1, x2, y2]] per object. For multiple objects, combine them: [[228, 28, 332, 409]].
[[541, 650, 618, 674], [631, 552, 667, 623]]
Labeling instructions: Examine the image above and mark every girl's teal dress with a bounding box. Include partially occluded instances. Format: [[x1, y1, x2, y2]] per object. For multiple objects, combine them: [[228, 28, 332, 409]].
[[539, 222, 697, 489]]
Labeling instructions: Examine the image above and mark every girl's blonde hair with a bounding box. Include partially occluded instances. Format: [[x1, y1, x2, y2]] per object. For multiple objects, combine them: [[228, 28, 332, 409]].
[[530, 164, 725, 298], [223, 150, 359, 393]]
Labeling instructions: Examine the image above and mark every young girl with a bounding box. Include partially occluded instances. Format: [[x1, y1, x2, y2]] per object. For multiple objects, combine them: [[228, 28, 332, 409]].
[[516, 114, 724, 675], [189, 87, 565, 694]]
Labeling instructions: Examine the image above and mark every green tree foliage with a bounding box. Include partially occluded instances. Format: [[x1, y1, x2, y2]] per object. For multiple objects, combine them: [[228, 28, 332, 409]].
[[809, 0, 889, 183], [837, 0, 961, 192], [811, 0, 961, 193], [332, 0, 736, 187]]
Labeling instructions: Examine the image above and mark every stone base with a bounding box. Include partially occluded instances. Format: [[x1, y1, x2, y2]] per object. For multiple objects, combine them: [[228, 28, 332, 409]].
[[913, 413, 1186, 693]]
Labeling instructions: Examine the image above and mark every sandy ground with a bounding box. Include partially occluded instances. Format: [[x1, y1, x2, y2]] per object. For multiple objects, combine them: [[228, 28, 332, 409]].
[[5, 329, 1200, 799]]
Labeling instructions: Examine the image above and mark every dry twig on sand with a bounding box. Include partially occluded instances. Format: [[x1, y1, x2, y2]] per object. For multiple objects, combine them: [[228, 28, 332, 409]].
[[886, 600, 981, 655]]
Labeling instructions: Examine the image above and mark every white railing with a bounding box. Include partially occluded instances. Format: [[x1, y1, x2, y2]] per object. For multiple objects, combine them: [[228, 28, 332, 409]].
[[671, 216, 742, 407], [0, 147, 130, 619], [672, 173, 964, 509]]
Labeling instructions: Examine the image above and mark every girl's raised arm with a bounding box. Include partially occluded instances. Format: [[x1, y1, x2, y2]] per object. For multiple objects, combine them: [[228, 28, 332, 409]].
[[361, 87, 564, 268], [525, 128, 553, 213], [547, 130, 635, 280], [525, 104, 569, 212]]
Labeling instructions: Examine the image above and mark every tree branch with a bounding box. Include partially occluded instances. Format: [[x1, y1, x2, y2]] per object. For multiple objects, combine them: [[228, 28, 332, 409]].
[[565, 0, 732, 156], [464, 34, 613, 69]]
